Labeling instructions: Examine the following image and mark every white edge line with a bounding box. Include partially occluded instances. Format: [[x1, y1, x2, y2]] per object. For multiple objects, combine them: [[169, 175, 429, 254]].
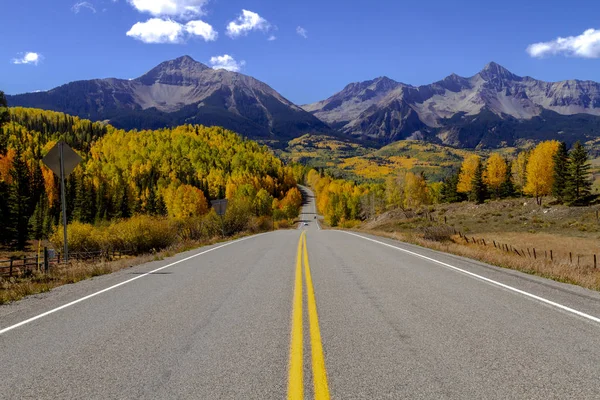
[[0, 232, 269, 336], [340, 231, 600, 325]]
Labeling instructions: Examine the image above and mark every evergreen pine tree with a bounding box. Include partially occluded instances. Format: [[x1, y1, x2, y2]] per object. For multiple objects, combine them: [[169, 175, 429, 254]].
[[9, 148, 31, 249], [440, 172, 464, 203], [499, 159, 516, 198], [0, 91, 8, 155], [552, 142, 569, 203], [30, 196, 47, 240], [146, 185, 157, 215], [30, 146, 45, 213], [43, 205, 54, 239], [73, 175, 95, 223], [113, 185, 130, 219], [566, 141, 592, 204], [470, 159, 487, 204], [66, 173, 77, 222], [0, 180, 12, 245], [95, 181, 108, 222], [156, 194, 167, 216]]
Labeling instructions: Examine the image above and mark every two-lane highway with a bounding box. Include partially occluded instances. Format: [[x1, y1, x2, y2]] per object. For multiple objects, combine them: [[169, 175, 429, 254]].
[[2, 187, 600, 399]]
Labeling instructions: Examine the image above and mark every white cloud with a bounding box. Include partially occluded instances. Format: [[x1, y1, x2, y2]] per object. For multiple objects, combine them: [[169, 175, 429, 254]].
[[127, 0, 208, 18], [267, 35, 276, 41], [127, 18, 184, 43], [296, 26, 308, 39], [209, 54, 245, 72], [527, 28, 600, 58], [226, 10, 270, 38], [185, 20, 218, 41], [12, 52, 43, 65], [126, 18, 217, 43], [72, 2, 96, 13]]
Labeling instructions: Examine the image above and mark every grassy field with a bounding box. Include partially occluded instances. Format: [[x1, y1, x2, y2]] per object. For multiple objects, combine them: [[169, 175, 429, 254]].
[[358, 197, 600, 290]]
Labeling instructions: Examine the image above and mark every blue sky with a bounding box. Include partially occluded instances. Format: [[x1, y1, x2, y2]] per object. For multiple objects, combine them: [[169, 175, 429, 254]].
[[1, 0, 600, 104]]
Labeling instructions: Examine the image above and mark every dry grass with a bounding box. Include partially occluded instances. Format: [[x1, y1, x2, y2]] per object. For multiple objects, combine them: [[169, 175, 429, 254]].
[[0, 253, 156, 305], [474, 232, 600, 266], [0, 230, 267, 305], [360, 229, 600, 292], [354, 197, 600, 291]]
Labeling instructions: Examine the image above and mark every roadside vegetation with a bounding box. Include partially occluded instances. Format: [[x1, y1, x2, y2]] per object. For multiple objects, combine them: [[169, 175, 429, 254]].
[[307, 139, 600, 291], [0, 99, 305, 303]]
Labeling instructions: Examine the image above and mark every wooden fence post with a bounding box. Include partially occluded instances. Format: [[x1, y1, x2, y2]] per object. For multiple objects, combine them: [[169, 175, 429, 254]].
[[595, 254, 597, 268], [527, 248, 531, 257], [9, 258, 13, 277], [44, 247, 49, 273], [482, 239, 486, 246], [570, 252, 572, 263], [550, 250, 553, 261], [533, 248, 537, 259]]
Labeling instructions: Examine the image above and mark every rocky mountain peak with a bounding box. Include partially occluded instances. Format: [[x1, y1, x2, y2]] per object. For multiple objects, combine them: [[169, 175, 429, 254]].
[[478, 62, 520, 82], [135, 55, 211, 86]]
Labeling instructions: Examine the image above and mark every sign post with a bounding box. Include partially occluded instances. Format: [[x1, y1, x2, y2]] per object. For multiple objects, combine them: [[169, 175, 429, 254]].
[[210, 199, 228, 237], [42, 141, 82, 264]]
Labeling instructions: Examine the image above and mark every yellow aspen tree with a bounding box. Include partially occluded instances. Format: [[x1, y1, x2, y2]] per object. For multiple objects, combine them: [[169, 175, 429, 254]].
[[163, 184, 209, 218], [512, 151, 529, 193], [404, 172, 429, 209], [457, 154, 481, 194], [385, 172, 405, 210], [484, 153, 507, 197], [523, 141, 560, 205]]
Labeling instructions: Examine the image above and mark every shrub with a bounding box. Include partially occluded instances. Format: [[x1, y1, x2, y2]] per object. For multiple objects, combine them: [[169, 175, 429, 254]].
[[276, 220, 291, 229], [224, 199, 253, 235], [421, 225, 455, 242], [107, 216, 176, 254], [50, 221, 104, 253]]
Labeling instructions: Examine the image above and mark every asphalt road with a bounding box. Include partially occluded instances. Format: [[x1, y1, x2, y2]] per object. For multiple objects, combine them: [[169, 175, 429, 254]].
[[2, 186, 600, 399]]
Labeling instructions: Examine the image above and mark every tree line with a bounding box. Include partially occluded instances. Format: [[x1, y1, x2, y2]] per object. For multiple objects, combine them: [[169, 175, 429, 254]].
[[444, 140, 593, 206], [307, 140, 595, 226]]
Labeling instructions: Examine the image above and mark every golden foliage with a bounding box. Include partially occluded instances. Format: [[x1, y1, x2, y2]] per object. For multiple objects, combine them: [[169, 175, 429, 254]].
[[523, 141, 560, 201], [512, 151, 529, 190], [457, 154, 481, 193], [484, 153, 507, 191], [163, 184, 209, 218]]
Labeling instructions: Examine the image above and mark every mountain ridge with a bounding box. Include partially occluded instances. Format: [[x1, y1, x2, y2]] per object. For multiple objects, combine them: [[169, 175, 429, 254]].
[[7, 55, 331, 141], [303, 62, 600, 147]]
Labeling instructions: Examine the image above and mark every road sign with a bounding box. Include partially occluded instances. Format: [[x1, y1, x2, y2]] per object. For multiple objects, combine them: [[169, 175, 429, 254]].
[[42, 141, 82, 178], [211, 199, 228, 216], [42, 141, 82, 264]]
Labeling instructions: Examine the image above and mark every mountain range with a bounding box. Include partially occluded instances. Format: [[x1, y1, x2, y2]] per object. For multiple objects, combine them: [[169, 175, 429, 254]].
[[6, 56, 330, 143], [304, 62, 600, 148], [7, 57, 600, 149]]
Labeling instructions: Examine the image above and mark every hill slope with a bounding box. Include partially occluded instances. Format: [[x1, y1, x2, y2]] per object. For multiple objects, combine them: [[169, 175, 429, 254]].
[[7, 56, 330, 142]]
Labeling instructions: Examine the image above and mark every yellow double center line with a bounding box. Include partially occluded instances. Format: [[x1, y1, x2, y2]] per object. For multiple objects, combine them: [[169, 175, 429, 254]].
[[288, 231, 330, 400]]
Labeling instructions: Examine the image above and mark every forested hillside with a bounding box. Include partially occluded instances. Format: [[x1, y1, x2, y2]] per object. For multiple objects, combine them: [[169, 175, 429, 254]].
[[0, 104, 303, 250]]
